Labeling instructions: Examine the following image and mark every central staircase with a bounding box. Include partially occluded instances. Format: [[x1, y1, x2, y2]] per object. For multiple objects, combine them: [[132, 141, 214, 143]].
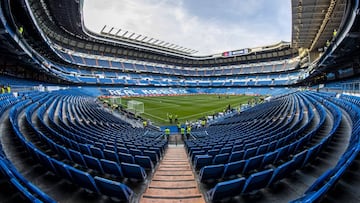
[[141, 146, 205, 203]]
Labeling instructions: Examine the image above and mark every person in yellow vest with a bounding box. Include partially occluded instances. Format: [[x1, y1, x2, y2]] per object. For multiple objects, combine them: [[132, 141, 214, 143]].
[[180, 127, 185, 140], [174, 114, 178, 123], [1, 86, 5, 94], [333, 29, 337, 37], [18, 26, 24, 35], [177, 122, 181, 132], [165, 128, 170, 140], [6, 85, 10, 93], [201, 120, 206, 127], [186, 126, 191, 139], [143, 120, 147, 128], [169, 114, 173, 124]]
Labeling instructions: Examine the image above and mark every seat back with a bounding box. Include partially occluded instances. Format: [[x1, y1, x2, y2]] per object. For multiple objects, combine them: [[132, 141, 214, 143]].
[[223, 160, 245, 178], [199, 164, 225, 182], [135, 155, 154, 170], [100, 159, 123, 177], [67, 166, 100, 193], [229, 150, 244, 162], [207, 177, 246, 201], [242, 168, 274, 193], [120, 162, 147, 181], [213, 153, 230, 164], [83, 154, 104, 174], [94, 176, 133, 201]]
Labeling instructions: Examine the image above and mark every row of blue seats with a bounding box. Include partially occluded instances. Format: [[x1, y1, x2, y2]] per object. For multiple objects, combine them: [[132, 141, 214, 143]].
[[25, 96, 152, 180], [45, 95, 165, 153], [0, 93, 56, 203], [191, 97, 295, 144], [45, 96, 165, 162], [199, 92, 343, 201], [55, 96, 166, 150], [59, 50, 297, 76], [187, 95, 310, 171], [291, 92, 360, 202], [9, 95, 135, 202]]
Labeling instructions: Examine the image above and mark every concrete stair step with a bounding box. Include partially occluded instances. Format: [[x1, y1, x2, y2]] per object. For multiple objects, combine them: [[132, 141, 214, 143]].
[[140, 197, 204, 203], [149, 180, 197, 189], [142, 188, 202, 198]]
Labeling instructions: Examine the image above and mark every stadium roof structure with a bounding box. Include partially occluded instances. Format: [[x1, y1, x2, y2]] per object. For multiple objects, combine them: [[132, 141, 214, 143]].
[[0, 0, 359, 85], [291, 0, 347, 51], [100, 25, 198, 55], [22, 0, 295, 65]]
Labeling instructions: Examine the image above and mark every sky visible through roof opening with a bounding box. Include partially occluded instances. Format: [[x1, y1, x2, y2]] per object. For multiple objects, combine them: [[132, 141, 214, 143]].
[[83, 0, 291, 56]]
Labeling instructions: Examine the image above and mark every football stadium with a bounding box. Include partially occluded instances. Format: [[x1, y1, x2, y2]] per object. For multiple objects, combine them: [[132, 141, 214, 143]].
[[0, 0, 359, 202]]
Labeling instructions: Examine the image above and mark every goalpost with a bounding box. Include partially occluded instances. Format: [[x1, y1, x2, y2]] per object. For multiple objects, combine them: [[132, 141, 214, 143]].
[[127, 100, 144, 116], [109, 96, 122, 105], [106, 96, 122, 108]]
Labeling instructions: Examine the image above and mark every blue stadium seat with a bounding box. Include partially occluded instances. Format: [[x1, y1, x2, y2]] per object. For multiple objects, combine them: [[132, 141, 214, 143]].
[[244, 147, 257, 159], [56, 145, 72, 161], [207, 149, 220, 156], [231, 144, 243, 152], [206, 177, 246, 201], [243, 154, 264, 174], [129, 148, 143, 156], [242, 169, 274, 193], [194, 155, 213, 170], [275, 145, 290, 163], [199, 164, 225, 182], [268, 160, 296, 186], [120, 162, 147, 181], [303, 145, 322, 167], [36, 151, 56, 173], [292, 150, 307, 169], [69, 149, 87, 167], [79, 144, 92, 156], [134, 155, 154, 170], [118, 152, 135, 164], [223, 160, 245, 178], [90, 146, 105, 159], [116, 147, 129, 154], [256, 144, 268, 156], [10, 178, 42, 203], [191, 150, 206, 162], [94, 176, 133, 201], [212, 153, 230, 164], [16, 176, 56, 203], [261, 150, 279, 168], [267, 141, 277, 152], [67, 166, 100, 193], [102, 149, 118, 162], [143, 150, 159, 163], [219, 147, 232, 154], [83, 155, 104, 174], [100, 159, 123, 178], [288, 142, 298, 155], [228, 150, 244, 162], [51, 159, 72, 181]]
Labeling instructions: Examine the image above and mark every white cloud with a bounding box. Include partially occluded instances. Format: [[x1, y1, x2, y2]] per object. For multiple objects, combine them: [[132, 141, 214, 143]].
[[83, 0, 291, 55]]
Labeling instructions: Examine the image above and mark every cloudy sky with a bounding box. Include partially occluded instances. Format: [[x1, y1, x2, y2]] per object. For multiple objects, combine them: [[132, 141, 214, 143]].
[[83, 0, 291, 56]]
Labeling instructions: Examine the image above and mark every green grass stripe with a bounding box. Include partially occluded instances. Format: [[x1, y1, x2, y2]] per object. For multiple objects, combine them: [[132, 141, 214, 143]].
[[105, 95, 256, 125]]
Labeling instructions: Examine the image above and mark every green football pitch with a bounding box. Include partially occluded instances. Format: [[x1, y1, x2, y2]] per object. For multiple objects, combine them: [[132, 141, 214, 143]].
[[109, 95, 255, 126]]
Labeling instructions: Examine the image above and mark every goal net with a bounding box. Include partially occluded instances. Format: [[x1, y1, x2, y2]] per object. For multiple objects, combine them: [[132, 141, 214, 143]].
[[127, 100, 144, 115], [106, 96, 122, 108], [109, 96, 122, 105]]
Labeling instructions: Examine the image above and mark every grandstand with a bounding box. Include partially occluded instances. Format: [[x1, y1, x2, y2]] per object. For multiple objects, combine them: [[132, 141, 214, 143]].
[[0, 0, 359, 203]]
